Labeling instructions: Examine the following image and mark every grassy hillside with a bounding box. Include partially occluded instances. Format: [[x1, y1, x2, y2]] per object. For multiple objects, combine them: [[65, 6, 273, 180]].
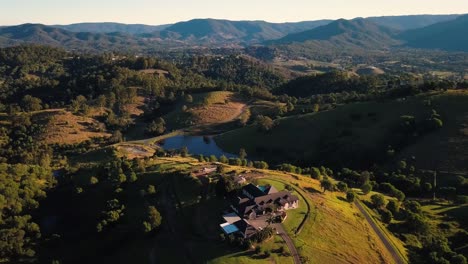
[[33, 109, 110, 144], [216, 90, 468, 173], [44, 153, 402, 264], [163, 91, 247, 130]]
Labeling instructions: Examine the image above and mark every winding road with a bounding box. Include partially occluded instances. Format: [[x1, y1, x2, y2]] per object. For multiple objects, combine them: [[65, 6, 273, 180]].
[[354, 201, 406, 264], [273, 223, 302, 264]]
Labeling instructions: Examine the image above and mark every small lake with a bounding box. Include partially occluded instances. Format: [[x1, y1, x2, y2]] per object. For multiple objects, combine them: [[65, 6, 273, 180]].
[[159, 135, 237, 158]]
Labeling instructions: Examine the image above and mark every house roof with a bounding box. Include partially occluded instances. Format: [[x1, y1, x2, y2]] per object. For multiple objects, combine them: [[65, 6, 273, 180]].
[[223, 212, 242, 224], [242, 183, 265, 198], [253, 191, 299, 207], [233, 219, 257, 238], [264, 185, 278, 194]]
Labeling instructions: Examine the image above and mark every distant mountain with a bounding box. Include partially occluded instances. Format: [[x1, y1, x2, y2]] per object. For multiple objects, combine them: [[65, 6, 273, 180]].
[[0, 24, 150, 51], [150, 19, 332, 43], [53, 22, 171, 34], [367, 14, 460, 30], [399, 14, 468, 52], [270, 18, 400, 49]]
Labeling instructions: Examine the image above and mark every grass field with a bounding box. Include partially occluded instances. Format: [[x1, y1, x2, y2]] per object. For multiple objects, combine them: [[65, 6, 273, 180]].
[[163, 91, 247, 130], [216, 90, 468, 175], [32, 109, 110, 144]]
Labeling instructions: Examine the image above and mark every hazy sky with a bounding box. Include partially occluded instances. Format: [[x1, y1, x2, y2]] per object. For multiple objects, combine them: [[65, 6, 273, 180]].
[[1, 0, 467, 25]]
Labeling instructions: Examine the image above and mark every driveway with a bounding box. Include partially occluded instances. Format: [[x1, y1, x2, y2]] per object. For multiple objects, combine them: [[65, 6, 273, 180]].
[[273, 223, 302, 264], [355, 201, 406, 264]]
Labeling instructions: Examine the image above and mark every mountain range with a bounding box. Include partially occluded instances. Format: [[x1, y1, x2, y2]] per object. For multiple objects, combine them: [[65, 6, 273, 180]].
[[0, 14, 466, 53], [270, 18, 400, 49], [54, 22, 171, 34]]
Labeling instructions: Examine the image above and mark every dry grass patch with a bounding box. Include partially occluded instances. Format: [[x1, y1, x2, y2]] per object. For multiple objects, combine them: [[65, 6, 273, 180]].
[[33, 109, 110, 144], [115, 143, 156, 159]]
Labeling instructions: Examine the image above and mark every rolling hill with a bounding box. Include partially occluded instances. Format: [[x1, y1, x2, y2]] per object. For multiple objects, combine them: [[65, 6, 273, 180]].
[[0, 24, 154, 51], [216, 90, 468, 175], [53, 22, 171, 34], [367, 14, 460, 30], [399, 14, 468, 52], [151, 18, 333, 43], [270, 18, 400, 50]]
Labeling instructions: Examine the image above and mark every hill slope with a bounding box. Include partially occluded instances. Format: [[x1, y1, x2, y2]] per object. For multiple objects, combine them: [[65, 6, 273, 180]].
[[216, 90, 468, 173], [0, 24, 152, 51], [53, 22, 171, 34], [399, 14, 468, 52], [367, 14, 460, 30], [270, 18, 400, 50], [154, 18, 332, 43]]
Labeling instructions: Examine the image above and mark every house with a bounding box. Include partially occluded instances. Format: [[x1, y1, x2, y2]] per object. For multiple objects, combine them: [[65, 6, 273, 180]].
[[231, 184, 299, 220], [219, 183, 299, 238]]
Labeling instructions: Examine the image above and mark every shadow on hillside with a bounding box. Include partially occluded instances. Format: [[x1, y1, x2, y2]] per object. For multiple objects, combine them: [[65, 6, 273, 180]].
[[337, 196, 347, 202], [304, 187, 321, 194]]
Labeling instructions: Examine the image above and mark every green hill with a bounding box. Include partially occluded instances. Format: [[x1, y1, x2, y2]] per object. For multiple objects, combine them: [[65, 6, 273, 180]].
[[399, 14, 468, 52], [270, 18, 400, 50], [152, 18, 332, 43], [216, 90, 468, 174]]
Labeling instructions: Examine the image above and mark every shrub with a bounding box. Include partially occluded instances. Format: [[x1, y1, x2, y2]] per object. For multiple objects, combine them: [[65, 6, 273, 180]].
[[346, 191, 356, 203], [361, 182, 372, 195], [371, 194, 386, 208], [380, 209, 393, 224]]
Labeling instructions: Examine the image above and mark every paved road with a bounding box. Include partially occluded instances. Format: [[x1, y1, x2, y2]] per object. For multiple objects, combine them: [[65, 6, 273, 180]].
[[273, 223, 302, 264], [354, 201, 406, 264]]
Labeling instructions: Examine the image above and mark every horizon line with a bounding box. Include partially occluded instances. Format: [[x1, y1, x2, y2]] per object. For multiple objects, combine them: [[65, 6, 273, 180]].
[[0, 13, 464, 27]]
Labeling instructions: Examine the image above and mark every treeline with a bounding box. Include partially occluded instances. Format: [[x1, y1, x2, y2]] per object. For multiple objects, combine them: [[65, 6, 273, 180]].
[[275, 70, 467, 99]]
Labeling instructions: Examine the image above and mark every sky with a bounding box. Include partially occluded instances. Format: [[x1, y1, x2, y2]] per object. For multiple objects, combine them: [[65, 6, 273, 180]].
[[1, 0, 467, 25]]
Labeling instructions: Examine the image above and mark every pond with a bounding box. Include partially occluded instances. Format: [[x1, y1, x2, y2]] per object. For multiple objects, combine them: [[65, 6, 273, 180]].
[[159, 135, 237, 158]]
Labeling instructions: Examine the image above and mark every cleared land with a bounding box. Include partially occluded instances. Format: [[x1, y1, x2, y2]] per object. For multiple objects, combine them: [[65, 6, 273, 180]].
[[163, 91, 248, 130], [33, 109, 110, 144]]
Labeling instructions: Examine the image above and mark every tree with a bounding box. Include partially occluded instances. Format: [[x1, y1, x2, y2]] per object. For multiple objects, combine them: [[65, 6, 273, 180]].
[[185, 94, 193, 103], [180, 146, 188, 157], [145, 117, 166, 136], [405, 213, 429, 234], [256, 115, 274, 132], [21, 95, 42, 112], [423, 182, 432, 192], [346, 191, 356, 203], [394, 190, 405, 202], [310, 167, 322, 180], [386, 200, 400, 214], [404, 200, 422, 214], [320, 179, 334, 193], [143, 206, 162, 233], [110, 130, 123, 143], [96, 95, 107, 107], [371, 194, 386, 208], [147, 185, 156, 195], [380, 209, 393, 224], [361, 182, 372, 195], [219, 155, 228, 164], [337, 182, 348, 192], [129, 172, 138, 183], [89, 176, 99, 185], [239, 148, 247, 160]]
